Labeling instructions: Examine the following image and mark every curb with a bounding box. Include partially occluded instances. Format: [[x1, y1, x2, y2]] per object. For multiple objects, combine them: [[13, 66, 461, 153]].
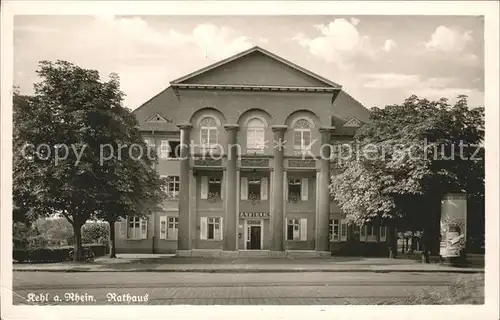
[[13, 268, 485, 274]]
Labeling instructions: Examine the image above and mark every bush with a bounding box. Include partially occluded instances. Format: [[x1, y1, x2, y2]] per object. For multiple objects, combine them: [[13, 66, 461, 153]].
[[82, 222, 109, 250], [13, 222, 35, 250], [28, 234, 49, 249], [13, 244, 107, 263], [13, 222, 49, 250]]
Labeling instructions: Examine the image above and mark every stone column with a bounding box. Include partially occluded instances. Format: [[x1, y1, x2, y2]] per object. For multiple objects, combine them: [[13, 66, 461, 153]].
[[270, 125, 287, 252], [177, 123, 192, 253], [223, 124, 239, 251], [316, 127, 334, 253]]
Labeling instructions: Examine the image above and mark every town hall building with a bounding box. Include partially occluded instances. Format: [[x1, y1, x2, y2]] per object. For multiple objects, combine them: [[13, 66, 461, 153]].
[[114, 46, 391, 257]]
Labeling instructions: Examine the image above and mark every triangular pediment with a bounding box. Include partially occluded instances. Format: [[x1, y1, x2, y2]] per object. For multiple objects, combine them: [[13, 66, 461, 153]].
[[171, 46, 341, 88], [145, 113, 173, 124], [343, 118, 362, 127]]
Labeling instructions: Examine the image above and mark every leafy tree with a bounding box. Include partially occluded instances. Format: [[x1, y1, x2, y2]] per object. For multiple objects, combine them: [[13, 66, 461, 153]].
[[91, 74, 166, 257], [13, 61, 166, 261], [331, 95, 484, 262]]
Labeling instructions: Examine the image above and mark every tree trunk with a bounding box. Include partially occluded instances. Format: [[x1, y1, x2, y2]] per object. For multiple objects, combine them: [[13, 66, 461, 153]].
[[108, 219, 117, 258], [73, 222, 84, 262], [405, 238, 409, 253], [422, 226, 431, 263], [390, 227, 397, 258]]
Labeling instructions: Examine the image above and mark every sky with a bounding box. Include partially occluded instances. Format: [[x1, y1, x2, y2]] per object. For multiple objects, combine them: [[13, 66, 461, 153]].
[[14, 15, 484, 110]]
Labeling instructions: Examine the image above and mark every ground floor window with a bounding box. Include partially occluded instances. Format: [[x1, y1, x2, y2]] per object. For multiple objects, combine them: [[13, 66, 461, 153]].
[[329, 219, 348, 242], [127, 216, 147, 239], [160, 216, 179, 240], [360, 224, 377, 242], [128, 217, 141, 239], [167, 217, 179, 240], [286, 218, 307, 241], [200, 217, 223, 240]]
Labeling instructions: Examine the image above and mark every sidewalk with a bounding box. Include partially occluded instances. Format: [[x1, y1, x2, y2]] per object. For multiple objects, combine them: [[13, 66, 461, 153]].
[[13, 254, 485, 273]]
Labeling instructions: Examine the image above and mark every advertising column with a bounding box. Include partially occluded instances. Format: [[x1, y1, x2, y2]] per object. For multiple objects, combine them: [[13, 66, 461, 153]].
[[440, 193, 467, 261]]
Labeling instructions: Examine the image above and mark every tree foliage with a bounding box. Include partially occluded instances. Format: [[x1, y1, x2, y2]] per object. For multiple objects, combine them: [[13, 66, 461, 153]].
[[331, 95, 484, 234], [13, 61, 166, 260]]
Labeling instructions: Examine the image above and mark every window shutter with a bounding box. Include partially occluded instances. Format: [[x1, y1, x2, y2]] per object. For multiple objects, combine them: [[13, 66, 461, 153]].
[[240, 177, 248, 200], [301, 178, 309, 201], [300, 218, 307, 241], [200, 176, 208, 199], [340, 220, 348, 242], [140, 218, 148, 239], [160, 216, 167, 240], [200, 217, 208, 240], [219, 217, 224, 240], [380, 226, 387, 242], [260, 177, 268, 200]]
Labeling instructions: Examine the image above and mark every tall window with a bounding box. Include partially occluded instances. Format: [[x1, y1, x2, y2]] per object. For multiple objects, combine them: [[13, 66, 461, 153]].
[[207, 217, 222, 240], [166, 176, 180, 199], [167, 217, 179, 240], [288, 178, 302, 200], [287, 219, 301, 240], [286, 218, 307, 241], [128, 217, 141, 239], [160, 216, 178, 240], [293, 119, 312, 150], [248, 177, 261, 200], [287, 177, 308, 202], [246, 118, 265, 153], [329, 219, 348, 242], [208, 177, 221, 197], [200, 117, 218, 149]]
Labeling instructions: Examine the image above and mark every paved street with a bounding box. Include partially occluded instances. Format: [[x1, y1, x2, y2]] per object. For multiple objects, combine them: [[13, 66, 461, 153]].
[[12, 272, 483, 305]]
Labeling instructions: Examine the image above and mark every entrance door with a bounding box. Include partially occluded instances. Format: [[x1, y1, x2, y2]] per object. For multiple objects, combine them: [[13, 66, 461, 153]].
[[250, 226, 261, 250]]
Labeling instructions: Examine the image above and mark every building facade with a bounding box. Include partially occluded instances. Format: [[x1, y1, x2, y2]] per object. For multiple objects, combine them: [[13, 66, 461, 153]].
[[115, 46, 391, 257]]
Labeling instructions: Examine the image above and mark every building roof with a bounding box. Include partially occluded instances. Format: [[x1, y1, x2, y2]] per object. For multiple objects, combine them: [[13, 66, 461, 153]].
[[133, 46, 370, 133], [170, 46, 342, 89]]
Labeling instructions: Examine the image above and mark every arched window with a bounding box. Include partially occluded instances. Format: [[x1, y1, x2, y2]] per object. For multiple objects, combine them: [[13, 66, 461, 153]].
[[246, 118, 266, 153], [293, 119, 312, 150], [200, 117, 218, 148]]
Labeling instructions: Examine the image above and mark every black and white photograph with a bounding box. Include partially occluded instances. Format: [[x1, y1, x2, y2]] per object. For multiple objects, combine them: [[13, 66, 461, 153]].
[[1, 1, 499, 320]]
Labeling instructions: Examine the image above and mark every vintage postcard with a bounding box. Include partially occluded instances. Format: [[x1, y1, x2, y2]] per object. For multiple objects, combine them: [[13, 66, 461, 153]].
[[1, 1, 499, 320]]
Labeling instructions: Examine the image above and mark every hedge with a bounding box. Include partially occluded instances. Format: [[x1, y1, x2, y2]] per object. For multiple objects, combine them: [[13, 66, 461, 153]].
[[13, 244, 107, 263]]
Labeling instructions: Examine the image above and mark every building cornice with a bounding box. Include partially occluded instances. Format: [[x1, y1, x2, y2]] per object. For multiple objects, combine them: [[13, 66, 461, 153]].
[[170, 83, 340, 93]]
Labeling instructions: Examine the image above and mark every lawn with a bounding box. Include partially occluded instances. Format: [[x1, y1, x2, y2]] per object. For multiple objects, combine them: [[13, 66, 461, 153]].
[[378, 273, 484, 304]]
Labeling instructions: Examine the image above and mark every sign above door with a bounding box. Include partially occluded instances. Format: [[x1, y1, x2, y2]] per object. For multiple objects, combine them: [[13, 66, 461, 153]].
[[239, 212, 270, 218]]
